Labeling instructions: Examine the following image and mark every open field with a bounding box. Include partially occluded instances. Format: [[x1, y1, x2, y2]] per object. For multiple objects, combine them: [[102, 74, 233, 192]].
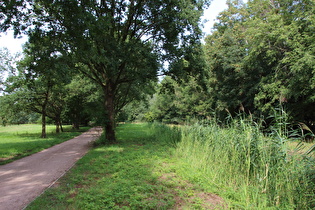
[[0, 124, 90, 165]]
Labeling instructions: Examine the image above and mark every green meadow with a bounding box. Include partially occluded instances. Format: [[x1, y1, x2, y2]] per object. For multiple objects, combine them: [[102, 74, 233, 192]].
[[0, 124, 90, 165]]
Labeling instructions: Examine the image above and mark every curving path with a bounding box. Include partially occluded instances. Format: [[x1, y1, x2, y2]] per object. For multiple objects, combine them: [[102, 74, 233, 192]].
[[0, 127, 102, 210]]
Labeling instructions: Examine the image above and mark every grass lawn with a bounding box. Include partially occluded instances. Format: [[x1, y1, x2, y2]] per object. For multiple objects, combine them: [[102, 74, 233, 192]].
[[26, 123, 225, 209], [0, 124, 90, 165]]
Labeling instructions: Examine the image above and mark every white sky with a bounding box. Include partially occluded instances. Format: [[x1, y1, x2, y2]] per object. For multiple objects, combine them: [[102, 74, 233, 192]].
[[0, 0, 247, 54]]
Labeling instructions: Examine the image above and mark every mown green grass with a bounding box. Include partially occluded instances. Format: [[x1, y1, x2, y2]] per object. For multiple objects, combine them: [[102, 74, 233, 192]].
[[0, 124, 90, 165], [26, 123, 225, 210]]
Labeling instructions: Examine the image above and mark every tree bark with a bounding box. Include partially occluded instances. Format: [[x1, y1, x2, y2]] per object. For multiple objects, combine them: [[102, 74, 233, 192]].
[[60, 121, 64, 132], [72, 112, 80, 130], [41, 106, 46, 138], [55, 119, 60, 133], [104, 83, 117, 143], [55, 115, 63, 133], [40, 91, 49, 138]]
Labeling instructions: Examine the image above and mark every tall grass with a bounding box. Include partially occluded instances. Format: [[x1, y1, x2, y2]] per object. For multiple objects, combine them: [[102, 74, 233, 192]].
[[170, 117, 315, 209]]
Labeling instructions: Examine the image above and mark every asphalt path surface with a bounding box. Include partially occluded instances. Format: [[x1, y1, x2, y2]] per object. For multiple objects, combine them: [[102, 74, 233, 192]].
[[0, 127, 102, 210]]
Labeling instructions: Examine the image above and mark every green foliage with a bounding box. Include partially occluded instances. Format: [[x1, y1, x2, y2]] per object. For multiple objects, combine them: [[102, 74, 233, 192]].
[[0, 47, 17, 92], [0, 124, 90, 165], [144, 76, 212, 123], [63, 74, 103, 128], [0, 94, 40, 126], [204, 0, 315, 125]]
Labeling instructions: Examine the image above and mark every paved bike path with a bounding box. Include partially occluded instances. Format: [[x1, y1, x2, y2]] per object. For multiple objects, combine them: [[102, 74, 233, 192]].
[[0, 127, 102, 210]]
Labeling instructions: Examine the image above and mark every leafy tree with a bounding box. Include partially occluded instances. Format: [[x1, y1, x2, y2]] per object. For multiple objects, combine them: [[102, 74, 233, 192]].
[[204, 1, 253, 120], [243, 0, 315, 124], [204, 0, 315, 126], [144, 76, 211, 123], [4, 42, 71, 137], [0, 94, 38, 126], [1, 0, 210, 143], [63, 74, 103, 129], [0, 47, 17, 92]]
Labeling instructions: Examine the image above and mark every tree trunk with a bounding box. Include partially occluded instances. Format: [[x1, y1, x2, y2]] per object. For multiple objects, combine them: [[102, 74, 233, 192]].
[[55, 115, 62, 133], [55, 120, 60, 133], [41, 91, 49, 138], [60, 121, 64, 132], [104, 84, 116, 143], [72, 112, 80, 130], [41, 107, 46, 138]]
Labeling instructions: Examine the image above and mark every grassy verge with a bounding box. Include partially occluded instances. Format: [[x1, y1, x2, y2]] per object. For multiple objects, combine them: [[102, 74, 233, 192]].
[[26, 123, 225, 209], [0, 124, 90, 165]]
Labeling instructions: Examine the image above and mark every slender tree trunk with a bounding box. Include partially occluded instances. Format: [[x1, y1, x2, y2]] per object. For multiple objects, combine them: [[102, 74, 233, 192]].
[[55, 115, 62, 133], [60, 121, 64, 132], [41, 91, 49, 138], [55, 119, 60, 133], [41, 107, 46, 138], [72, 112, 80, 129], [104, 84, 116, 143]]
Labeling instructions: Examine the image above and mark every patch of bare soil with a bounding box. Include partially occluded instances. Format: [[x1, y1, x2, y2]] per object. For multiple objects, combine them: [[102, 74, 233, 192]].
[[0, 127, 102, 210], [159, 172, 227, 209]]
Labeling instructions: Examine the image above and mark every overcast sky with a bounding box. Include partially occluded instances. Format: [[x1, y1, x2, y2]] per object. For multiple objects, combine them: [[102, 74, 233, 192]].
[[0, 0, 245, 54]]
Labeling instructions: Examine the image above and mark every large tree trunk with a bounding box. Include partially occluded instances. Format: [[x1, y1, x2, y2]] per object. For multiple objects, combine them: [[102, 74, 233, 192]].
[[104, 84, 116, 143]]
